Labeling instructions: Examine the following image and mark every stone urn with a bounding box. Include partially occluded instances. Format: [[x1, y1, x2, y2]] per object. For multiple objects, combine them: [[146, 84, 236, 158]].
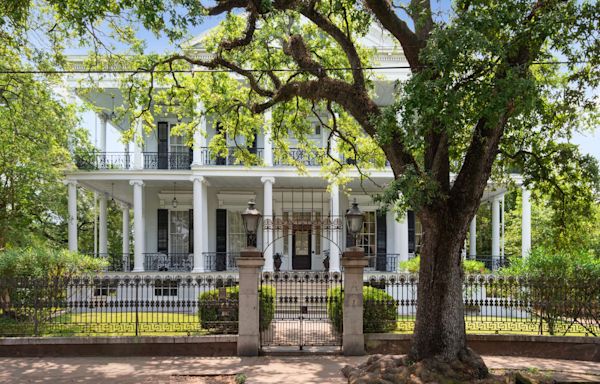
[[273, 253, 283, 272]]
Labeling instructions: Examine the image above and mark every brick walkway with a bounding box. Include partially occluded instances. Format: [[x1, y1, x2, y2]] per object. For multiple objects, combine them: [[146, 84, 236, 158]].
[[0, 355, 599, 383]]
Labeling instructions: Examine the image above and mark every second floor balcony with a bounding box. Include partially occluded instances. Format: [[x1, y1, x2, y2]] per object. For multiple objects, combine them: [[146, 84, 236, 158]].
[[74, 147, 336, 171]]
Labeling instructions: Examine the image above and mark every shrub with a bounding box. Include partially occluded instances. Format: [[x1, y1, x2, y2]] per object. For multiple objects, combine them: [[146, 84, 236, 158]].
[[399, 257, 420, 273], [198, 285, 275, 333], [0, 246, 107, 279], [463, 260, 488, 274], [400, 256, 488, 274], [500, 246, 600, 335], [500, 246, 600, 279], [0, 246, 107, 336], [327, 286, 397, 333]]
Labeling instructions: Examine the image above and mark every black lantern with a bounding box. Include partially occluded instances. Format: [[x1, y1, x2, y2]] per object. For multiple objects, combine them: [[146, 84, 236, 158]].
[[345, 199, 364, 247], [241, 200, 262, 248]]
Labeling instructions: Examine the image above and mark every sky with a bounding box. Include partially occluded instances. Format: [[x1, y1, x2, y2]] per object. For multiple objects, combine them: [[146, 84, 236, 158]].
[[76, 6, 600, 162]]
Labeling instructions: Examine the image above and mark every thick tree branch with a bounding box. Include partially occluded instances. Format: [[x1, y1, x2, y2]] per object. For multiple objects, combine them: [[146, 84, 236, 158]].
[[410, 0, 434, 40], [299, 4, 367, 88], [363, 0, 425, 69]]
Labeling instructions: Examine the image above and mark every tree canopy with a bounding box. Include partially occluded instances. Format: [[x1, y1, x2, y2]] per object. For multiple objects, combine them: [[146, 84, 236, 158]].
[[2, 0, 599, 374]]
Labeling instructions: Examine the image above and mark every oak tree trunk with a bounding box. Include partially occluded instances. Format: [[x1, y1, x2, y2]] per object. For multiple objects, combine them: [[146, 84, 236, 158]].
[[409, 205, 488, 376]]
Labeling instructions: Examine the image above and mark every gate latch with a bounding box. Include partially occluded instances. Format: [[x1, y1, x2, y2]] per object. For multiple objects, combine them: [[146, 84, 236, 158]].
[[300, 305, 308, 314]]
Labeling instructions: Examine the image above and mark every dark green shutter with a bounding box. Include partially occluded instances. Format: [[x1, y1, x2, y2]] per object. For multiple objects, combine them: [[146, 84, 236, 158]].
[[216, 209, 227, 271], [189, 209, 194, 253], [157, 209, 169, 253], [408, 210, 416, 254], [376, 211, 387, 271], [158, 122, 169, 169]]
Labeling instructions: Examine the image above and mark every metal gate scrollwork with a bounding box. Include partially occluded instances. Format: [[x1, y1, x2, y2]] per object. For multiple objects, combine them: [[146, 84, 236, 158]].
[[260, 271, 343, 350]]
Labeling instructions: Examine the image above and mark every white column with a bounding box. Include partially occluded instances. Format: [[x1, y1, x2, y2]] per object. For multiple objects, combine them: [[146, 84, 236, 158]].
[[98, 193, 108, 256], [263, 110, 273, 166], [469, 216, 477, 258], [130, 180, 145, 272], [261, 177, 275, 271], [99, 114, 107, 153], [491, 196, 501, 257], [521, 186, 532, 258], [192, 103, 207, 166], [329, 184, 341, 272], [133, 119, 144, 170], [191, 176, 206, 272], [65, 180, 78, 252], [394, 212, 409, 265], [201, 181, 209, 261], [121, 203, 130, 271]]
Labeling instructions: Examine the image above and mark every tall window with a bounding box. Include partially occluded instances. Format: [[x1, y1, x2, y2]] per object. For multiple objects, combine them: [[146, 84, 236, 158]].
[[169, 125, 186, 153], [357, 211, 376, 257], [227, 210, 246, 254], [169, 124, 189, 168], [170, 211, 189, 254]]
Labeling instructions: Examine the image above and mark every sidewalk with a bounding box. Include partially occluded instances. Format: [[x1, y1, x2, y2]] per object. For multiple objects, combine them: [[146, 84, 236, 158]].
[[0, 355, 598, 383]]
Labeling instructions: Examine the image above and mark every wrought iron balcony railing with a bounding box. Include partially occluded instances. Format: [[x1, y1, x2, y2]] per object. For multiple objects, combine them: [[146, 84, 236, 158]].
[[143, 152, 192, 170], [203, 252, 239, 272], [75, 152, 131, 170], [199, 147, 263, 166], [274, 148, 322, 166], [468, 255, 511, 271], [363, 253, 416, 272], [144, 253, 193, 272]]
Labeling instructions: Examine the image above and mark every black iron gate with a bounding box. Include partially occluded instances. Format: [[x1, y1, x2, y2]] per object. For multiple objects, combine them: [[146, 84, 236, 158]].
[[260, 271, 343, 350]]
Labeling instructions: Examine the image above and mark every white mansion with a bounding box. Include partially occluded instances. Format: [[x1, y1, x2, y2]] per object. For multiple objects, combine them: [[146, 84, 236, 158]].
[[63, 27, 532, 274]]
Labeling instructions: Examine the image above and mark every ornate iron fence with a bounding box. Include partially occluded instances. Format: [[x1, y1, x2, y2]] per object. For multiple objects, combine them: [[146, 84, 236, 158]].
[[363, 274, 600, 336], [83, 253, 132, 272], [0, 274, 239, 337]]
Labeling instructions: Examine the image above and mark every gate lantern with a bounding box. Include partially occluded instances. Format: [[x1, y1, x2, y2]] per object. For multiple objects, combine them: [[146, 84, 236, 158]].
[[241, 200, 262, 251], [345, 199, 364, 248]]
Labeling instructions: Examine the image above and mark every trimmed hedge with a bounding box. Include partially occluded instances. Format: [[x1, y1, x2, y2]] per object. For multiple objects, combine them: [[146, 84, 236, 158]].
[[327, 286, 397, 333], [198, 285, 276, 333]]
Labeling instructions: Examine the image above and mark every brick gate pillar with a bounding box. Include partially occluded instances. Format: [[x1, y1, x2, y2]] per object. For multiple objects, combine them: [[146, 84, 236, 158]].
[[237, 249, 264, 356], [341, 248, 368, 355]]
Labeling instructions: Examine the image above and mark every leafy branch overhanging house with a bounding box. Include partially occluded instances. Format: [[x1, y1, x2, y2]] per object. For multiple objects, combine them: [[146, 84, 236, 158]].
[[62, 25, 532, 275]]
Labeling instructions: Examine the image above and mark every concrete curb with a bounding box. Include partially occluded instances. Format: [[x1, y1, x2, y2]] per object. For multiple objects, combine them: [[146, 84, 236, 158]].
[[365, 333, 600, 361], [0, 335, 238, 357]]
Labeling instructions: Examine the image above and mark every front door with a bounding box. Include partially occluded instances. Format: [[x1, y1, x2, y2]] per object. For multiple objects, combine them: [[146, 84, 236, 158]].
[[292, 226, 311, 270]]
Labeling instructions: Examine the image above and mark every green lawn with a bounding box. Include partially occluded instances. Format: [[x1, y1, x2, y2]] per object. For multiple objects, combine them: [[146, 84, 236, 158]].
[[0, 312, 214, 337], [391, 315, 595, 336]]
